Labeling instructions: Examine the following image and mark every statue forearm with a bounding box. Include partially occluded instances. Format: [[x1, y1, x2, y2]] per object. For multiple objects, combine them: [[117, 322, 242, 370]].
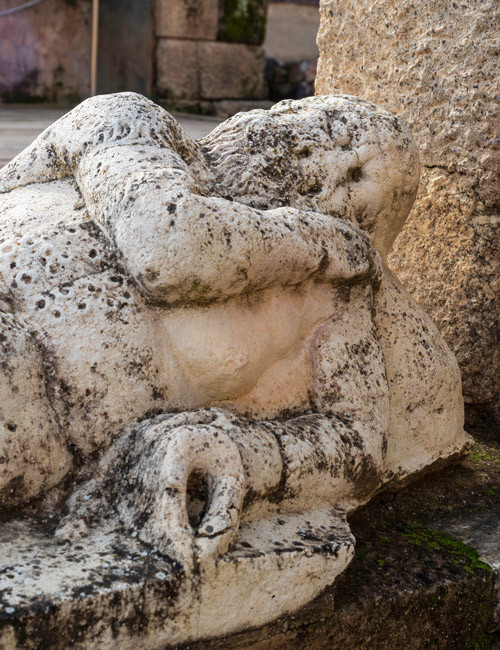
[[0, 92, 381, 305], [75, 143, 380, 304], [218, 410, 385, 509], [269, 413, 384, 507]]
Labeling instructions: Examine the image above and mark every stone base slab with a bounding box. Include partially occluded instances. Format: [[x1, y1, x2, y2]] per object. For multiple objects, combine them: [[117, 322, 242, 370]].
[[0, 510, 353, 649], [1, 438, 499, 649]]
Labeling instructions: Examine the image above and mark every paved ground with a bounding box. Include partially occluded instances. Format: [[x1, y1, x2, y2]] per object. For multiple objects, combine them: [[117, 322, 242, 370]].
[[0, 105, 223, 167]]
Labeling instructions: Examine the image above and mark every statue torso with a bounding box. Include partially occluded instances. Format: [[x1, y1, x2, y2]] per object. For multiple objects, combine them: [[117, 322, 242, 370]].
[[0, 180, 337, 453]]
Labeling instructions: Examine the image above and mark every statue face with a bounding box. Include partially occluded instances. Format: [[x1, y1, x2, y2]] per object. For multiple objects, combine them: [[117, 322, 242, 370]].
[[201, 96, 419, 260], [290, 97, 420, 258]]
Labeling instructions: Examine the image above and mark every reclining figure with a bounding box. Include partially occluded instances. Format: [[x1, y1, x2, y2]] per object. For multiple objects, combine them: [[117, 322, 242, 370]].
[[0, 94, 468, 585]]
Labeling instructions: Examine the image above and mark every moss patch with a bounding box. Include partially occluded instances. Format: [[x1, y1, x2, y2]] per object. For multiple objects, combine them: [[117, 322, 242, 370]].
[[400, 525, 492, 574]]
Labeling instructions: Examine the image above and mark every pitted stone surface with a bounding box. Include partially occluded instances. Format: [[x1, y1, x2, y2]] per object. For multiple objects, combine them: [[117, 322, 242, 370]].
[[316, 0, 499, 204], [0, 93, 470, 644]]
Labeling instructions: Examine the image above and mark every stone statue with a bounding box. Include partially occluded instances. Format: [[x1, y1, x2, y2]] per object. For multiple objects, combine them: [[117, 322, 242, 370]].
[[0, 94, 470, 644]]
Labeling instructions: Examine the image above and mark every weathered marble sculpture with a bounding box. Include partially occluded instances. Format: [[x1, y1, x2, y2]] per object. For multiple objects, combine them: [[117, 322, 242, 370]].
[[0, 93, 470, 645]]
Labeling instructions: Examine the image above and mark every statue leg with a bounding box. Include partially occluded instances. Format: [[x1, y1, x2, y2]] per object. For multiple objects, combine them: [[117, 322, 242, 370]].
[[309, 285, 389, 458], [0, 307, 72, 509]]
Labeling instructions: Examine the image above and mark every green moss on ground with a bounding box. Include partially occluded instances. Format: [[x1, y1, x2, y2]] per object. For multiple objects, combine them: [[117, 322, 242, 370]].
[[400, 525, 492, 574]]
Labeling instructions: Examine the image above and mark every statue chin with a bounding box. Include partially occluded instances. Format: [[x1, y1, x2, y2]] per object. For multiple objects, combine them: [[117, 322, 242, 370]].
[[0, 93, 470, 645]]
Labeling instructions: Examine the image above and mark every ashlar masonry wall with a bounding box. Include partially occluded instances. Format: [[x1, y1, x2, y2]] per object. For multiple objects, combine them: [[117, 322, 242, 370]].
[[155, 0, 268, 107]]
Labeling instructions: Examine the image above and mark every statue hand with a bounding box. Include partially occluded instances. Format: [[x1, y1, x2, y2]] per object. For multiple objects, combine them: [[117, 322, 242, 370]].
[[97, 412, 246, 573], [56, 410, 256, 573], [319, 217, 383, 287], [153, 420, 245, 570]]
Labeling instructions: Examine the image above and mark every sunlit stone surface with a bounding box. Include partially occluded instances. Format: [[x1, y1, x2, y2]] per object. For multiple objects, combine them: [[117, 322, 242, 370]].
[[0, 93, 470, 646]]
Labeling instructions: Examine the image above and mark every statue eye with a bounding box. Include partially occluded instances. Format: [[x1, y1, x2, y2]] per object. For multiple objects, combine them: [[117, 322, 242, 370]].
[[346, 166, 363, 183]]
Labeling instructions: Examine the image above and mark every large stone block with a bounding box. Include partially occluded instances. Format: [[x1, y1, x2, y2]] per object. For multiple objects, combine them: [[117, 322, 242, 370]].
[[263, 1, 320, 62], [156, 40, 264, 100], [155, 0, 219, 40], [156, 39, 199, 99], [198, 41, 264, 99], [316, 0, 500, 430]]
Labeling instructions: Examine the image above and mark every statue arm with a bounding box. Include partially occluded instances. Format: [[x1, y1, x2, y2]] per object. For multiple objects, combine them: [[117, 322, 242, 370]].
[[0, 93, 380, 305], [57, 407, 386, 566], [75, 144, 379, 304]]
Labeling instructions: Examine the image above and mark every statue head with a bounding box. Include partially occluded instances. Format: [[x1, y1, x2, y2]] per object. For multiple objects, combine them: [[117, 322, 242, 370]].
[[201, 95, 420, 260]]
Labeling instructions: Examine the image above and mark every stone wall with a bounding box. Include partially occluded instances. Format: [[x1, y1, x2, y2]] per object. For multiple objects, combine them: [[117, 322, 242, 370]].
[[0, 0, 91, 102], [316, 0, 500, 432], [0, 0, 267, 107], [155, 0, 267, 108]]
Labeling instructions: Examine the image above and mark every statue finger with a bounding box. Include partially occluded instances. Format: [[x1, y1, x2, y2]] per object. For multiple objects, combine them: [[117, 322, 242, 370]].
[[196, 473, 244, 560]]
